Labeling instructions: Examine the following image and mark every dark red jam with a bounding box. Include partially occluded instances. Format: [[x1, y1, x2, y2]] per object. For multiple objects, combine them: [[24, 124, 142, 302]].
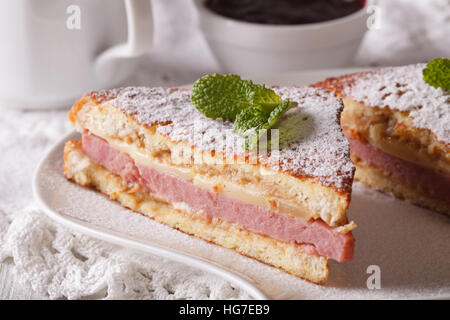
[[204, 0, 366, 25]]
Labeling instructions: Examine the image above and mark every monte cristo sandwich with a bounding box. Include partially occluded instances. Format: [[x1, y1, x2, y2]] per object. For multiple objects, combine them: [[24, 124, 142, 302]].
[[63, 78, 356, 284], [314, 61, 450, 215]]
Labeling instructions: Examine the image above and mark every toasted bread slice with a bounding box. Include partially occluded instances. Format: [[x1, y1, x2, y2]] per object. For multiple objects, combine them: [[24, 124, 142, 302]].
[[314, 64, 450, 214], [64, 85, 356, 283], [64, 140, 330, 283]]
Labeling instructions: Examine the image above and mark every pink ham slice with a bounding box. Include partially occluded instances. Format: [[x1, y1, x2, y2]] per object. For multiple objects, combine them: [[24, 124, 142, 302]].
[[344, 131, 450, 203], [82, 131, 355, 262]]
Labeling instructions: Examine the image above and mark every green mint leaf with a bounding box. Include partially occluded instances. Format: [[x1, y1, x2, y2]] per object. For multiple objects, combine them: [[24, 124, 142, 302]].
[[244, 98, 295, 150], [191, 74, 252, 120], [234, 107, 269, 135], [246, 84, 282, 114], [267, 98, 296, 125], [190, 73, 298, 151], [423, 58, 450, 91], [191, 73, 283, 120]]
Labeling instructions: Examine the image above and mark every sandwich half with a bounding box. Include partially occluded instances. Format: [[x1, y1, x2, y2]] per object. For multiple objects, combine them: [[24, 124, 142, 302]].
[[314, 63, 450, 215], [63, 85, 356, 283]]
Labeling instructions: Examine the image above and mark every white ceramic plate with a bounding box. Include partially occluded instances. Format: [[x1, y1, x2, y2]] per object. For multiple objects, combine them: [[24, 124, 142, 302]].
[[33, 68, 450, 300]]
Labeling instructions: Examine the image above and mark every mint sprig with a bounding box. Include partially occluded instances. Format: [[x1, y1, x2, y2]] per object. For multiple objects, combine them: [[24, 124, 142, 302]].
[[191, 74, 282, 120], [191, 74, 251, 120], [247, 83, 282, 114], [423, 58, 450, 91], [191, 73, 297, 150], [244, 99, 292, 150], [234, 107, 269, 135]]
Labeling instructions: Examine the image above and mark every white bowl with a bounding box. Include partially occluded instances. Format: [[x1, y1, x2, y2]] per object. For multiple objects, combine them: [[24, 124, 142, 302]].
[[194, 0, 370, 76]]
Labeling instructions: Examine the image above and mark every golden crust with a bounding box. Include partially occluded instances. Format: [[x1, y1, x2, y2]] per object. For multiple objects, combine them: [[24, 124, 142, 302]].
[[312, 71, 369, 96], [63, 140, 330, 283]]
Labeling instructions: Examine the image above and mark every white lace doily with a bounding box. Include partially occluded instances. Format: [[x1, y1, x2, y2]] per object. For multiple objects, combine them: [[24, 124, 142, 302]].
[[0, 209, 249, 299]]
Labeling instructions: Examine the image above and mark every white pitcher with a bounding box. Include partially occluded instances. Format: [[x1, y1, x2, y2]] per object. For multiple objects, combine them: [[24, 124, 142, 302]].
[[0, 0, 153, 109]]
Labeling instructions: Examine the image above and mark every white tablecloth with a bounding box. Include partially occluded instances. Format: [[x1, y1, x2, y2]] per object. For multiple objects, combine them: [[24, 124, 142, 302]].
[[1, 0, 449, 299]]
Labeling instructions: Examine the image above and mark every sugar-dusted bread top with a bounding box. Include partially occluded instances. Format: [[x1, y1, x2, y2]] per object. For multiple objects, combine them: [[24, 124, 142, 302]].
[[313, 63, 450, 145], [69, 86, 354, 194]]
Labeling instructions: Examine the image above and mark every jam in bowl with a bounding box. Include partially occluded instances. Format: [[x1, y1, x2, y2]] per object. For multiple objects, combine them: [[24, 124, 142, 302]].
[[204, 0, 366, 25], [194, 0, 370, 75]]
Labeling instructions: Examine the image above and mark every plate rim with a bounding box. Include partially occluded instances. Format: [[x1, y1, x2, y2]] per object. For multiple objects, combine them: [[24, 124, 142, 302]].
[[32, 130, 270, 300]]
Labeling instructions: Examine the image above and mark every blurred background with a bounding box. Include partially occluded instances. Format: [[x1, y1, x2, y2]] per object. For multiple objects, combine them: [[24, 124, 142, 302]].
[[0, 0, 449, 108], [130, 0, 450, 86]]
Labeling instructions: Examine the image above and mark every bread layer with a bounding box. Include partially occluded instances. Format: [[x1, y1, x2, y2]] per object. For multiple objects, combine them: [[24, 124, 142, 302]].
[[63, 140, 330, 283], [81, 132, 355, 261], [341, 98, 449, 174], [70, 99, 352, 227], [346, 133, 450, 215]]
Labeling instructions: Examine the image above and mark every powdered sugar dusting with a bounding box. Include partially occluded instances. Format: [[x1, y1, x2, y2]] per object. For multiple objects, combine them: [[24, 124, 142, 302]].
[[105, 86, 354, 192], [273, 87, 354, 192], [343, 63, 450, 144]]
